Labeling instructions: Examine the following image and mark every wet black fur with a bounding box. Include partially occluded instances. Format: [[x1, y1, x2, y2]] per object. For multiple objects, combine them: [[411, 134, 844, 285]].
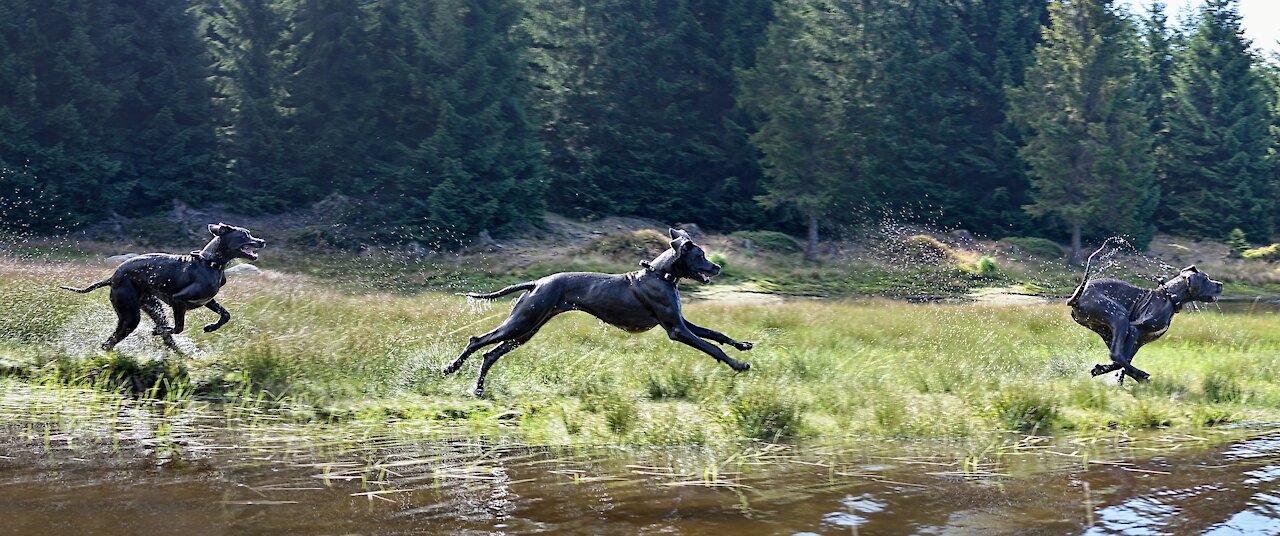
[[445, 228, 752, 396], [60, 223, 266, 352], [1067, 243, 1223, 383]]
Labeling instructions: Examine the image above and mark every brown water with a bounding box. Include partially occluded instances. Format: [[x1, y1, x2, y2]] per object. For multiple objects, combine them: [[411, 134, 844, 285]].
[[3, 385, 1280, 535]]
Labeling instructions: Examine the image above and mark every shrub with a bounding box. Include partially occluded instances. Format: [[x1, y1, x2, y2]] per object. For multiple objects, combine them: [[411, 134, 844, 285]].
[[587, 230, 670, 259], [960, 256, 1000, 278], [1226, 228, 1250, 258], [708, 252, 729, 271], [989, 387, 1058, 432], [1242, 243, 1280, 261], [727, 383, 805, 441], [898, 234, 955, 264], [998, 237, 1064, 259], [730, 231, 801, 253]]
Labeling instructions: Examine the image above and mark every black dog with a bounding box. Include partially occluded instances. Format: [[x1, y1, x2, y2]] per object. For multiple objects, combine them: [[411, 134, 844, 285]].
[[1067, 242, 1222, 383], [445, 228, 752, 396], [61, 223, 265, 352]]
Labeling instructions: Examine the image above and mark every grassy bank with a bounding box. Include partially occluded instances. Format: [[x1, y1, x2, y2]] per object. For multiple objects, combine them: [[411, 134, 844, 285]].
[[4, 257, 1280, 451]]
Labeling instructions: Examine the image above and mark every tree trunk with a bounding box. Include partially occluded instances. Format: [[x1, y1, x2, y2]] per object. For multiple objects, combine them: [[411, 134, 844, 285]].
[[804, 213, 820, 262], [1070, 222, 1082, 265]]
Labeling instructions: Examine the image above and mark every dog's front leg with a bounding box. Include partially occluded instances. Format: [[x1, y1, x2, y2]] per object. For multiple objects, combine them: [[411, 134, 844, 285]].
[[203, 300, 232, 333], [684, 320, 753, 351], [665, 323, 750, 371], [1103, 322, 1149, 383]]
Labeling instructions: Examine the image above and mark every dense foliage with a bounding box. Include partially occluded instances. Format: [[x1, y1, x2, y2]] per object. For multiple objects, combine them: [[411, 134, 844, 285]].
[[0, 0, 1276, 250]]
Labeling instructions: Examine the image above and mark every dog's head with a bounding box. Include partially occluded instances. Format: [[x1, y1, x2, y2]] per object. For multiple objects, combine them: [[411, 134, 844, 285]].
[[668, 228, 720, 283], [209, 223, 266, 261], [1171, 265, 1223, 303]]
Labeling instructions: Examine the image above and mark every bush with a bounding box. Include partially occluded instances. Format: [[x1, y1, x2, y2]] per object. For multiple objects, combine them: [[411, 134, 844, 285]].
[[998, 237, 1063, 259], [898, 234, 955, 264], [960, 256, 1000, 278], [727, 383, 805, 441], [587, 230, 670, 259], [730, 231, 801, 253], [1242, 243, 1280, 261], [989, 387, 1058, 432], [1226, 228, 1250, 258]]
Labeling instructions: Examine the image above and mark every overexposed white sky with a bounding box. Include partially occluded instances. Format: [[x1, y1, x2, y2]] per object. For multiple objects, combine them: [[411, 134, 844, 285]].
[[1120, 0, 1280, 56]]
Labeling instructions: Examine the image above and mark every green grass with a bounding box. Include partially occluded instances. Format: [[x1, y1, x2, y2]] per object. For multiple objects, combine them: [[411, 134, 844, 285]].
[[4, 258, 1280, 452]]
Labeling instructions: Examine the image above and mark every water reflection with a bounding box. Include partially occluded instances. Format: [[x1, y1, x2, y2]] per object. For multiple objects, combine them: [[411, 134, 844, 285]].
[[4, 384, 1280, 535]]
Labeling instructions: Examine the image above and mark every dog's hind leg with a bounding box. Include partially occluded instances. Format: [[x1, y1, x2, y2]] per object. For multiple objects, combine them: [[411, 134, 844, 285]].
[[140, 297, 181, 351], [472, 330, 538, 397], [102, 286, 142, 352], [443, 292, 554, 376]]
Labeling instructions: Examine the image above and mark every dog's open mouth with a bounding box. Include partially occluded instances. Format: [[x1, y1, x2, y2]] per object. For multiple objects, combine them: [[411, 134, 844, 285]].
[[240, 245, 260, 261], [1207, 295, 1218, 302], [697, 273, 713, 283]]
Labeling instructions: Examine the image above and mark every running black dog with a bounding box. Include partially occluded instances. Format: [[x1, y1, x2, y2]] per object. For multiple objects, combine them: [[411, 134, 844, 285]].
[[1067, 241, 1222, 383], [445, 228, 752, 396], [61, 223, 265, 352]]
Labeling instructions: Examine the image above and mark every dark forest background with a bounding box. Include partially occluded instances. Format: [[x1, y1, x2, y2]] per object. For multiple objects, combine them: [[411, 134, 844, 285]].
[[0, 0, 1277, 261]]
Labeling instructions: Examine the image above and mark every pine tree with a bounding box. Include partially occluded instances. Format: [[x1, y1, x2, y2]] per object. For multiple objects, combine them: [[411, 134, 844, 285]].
[[198, 0, 292, 212], [1160, 0, 1274, 241], [524, 0, 772, 229], [869, 0, 1048, 237], [1009, 0, 1156, 264], [0, 0, 123, 232], [739, 0, 875, 261], [277, 0, 378, 204], [99, 0, 219, 214], [361, 0, 545, 243]]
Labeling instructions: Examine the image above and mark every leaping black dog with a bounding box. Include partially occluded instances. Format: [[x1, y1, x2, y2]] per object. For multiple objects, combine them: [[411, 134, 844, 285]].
[[1067, 240, 1222, 384], [446, 228, 753, 396], [61, 223, 265, 352]]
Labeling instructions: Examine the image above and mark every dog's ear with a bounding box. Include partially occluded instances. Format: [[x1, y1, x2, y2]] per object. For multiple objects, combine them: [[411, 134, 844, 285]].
[[208, 223, 230, 236], [669, 237, 691, 254], [1182, 265, 1199, 273], [669, 228, 692, 241]]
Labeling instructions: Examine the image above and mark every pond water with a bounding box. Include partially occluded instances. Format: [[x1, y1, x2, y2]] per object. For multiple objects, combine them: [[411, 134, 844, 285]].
[[2, 384, 1279, 535]]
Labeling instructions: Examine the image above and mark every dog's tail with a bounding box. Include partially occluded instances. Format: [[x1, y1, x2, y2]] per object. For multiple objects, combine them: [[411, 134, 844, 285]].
[[462, 282, 536, 300], [1066, 237, 1123, 307], [59, 279, 111, 294]]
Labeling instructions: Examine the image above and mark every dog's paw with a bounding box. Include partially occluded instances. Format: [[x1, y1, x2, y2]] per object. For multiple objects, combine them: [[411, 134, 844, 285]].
[[1132, 371, 1151, 383], [1090, 364, 1110, 377], [733, 341, 754, 351], [731, 361, 751, 372], [152, 326, 173, 336], [472, 386, 486, 397], [441, 364, 459, 376], [203, 323, 221, 333]]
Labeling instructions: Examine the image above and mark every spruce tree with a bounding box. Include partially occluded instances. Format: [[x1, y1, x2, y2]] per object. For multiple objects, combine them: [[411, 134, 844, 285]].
[[0, 0, 123, 231], [739, 0, 875, 261], [1160, 0, 1274, 241], [277, 0, 378, 204], [360, 0, 545, 244], [100, 0, 219, 214], [1009, 0, 1156, 264], [199, 0, 292, 212]]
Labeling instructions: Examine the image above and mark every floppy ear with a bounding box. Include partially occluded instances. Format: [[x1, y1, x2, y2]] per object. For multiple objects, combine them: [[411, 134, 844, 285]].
[[1182, 265, 1199, 273], [208, 223, 230, 236], [669, 228, 692, 241], [669, 237, 691, 253]]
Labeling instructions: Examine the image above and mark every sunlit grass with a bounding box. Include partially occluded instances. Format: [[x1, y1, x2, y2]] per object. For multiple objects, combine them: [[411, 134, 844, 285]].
[[4, 257, 1280, 451]]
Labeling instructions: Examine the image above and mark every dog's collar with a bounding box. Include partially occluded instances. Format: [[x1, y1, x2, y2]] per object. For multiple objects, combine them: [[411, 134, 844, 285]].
[[639, 260, 679, 283], [191, 251, 226, 271], [1157, 284, 1184, 312]]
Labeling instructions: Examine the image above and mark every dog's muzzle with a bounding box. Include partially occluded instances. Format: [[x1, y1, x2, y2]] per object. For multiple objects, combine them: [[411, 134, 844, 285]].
[[240, 240, 265, 261]]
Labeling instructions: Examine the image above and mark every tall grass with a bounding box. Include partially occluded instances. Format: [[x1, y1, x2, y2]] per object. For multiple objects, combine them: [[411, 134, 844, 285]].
[[4, 258, 1280, 449]]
